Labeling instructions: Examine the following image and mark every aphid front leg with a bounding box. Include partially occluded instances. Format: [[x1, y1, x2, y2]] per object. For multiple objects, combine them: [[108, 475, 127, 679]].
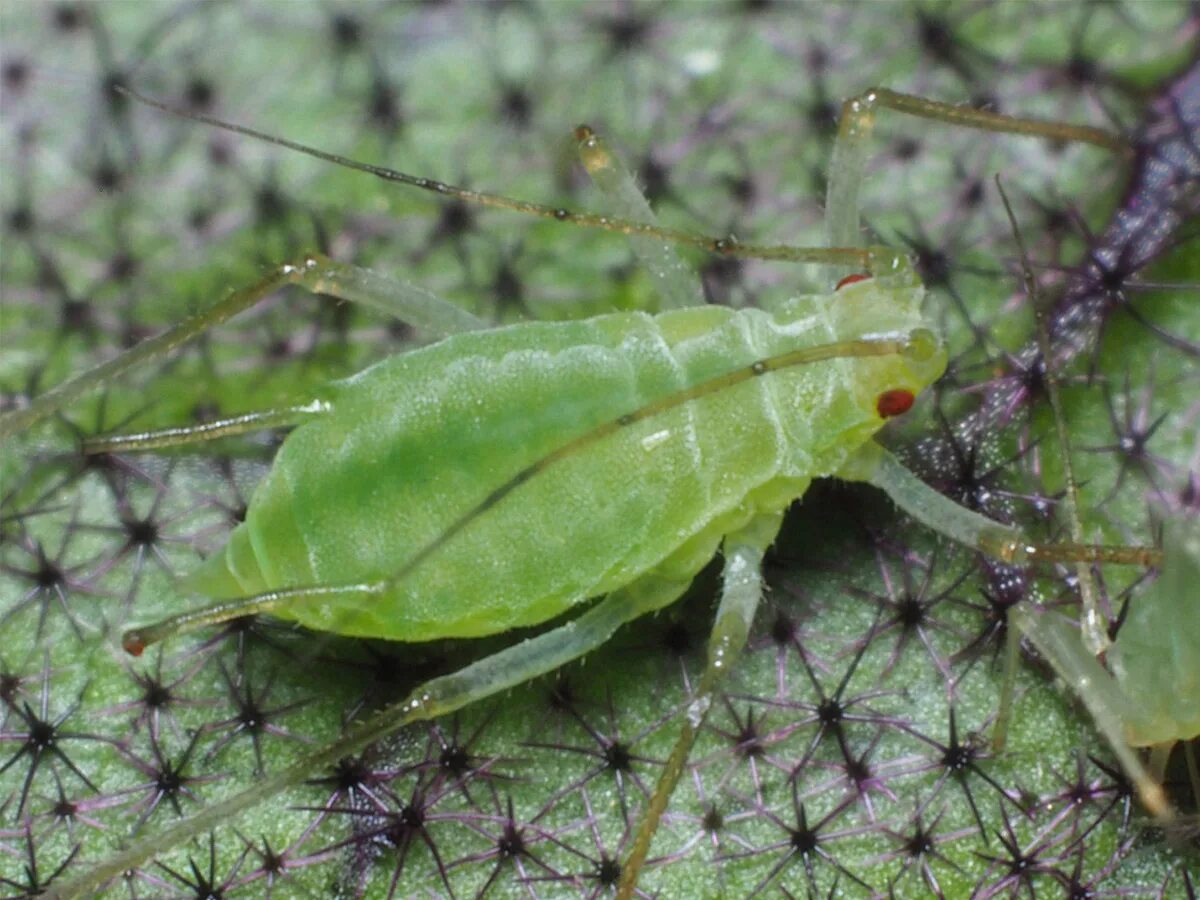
[[845, 442, 1158, 571], [617, 511, 781, 899], [825, 86, 1126, 254], [843, 441, 1177, 819]]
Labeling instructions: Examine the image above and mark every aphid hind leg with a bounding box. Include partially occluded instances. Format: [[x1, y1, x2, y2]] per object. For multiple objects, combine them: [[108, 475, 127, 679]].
[[617, 512, 781, 899], [0, 252, 485, 439], [121, 582, 383, 656], [52, 574, 693, 897], [0, 260, 304, 440]]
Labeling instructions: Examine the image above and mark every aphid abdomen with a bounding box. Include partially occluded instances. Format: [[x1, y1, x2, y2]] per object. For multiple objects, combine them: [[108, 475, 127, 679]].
[[186, 285, 939, 643]]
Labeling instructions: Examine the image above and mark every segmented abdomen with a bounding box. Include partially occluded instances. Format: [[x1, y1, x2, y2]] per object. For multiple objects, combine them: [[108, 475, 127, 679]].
[[191, 295, 916, 642]]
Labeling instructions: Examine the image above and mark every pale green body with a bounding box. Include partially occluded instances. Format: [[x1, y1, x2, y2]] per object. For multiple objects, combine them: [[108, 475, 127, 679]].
[[190, 266, 943, 641]]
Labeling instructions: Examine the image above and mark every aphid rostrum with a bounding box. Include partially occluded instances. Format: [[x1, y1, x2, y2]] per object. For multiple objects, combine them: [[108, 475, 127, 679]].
[[4, 87, 1165, 899]]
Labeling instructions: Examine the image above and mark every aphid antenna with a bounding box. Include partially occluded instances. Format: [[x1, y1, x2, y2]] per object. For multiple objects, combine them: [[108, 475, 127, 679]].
[[115, 85, 872, 271], [0, 84, 1134, 443]]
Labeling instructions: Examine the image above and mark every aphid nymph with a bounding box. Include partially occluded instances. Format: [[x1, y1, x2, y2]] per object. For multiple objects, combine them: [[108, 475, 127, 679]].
[[6, 86, 1161, 900]]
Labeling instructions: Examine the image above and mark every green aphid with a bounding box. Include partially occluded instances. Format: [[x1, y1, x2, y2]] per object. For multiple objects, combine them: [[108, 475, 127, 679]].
[[182, 271, 941, 643], [6, 88, 1160, 900]]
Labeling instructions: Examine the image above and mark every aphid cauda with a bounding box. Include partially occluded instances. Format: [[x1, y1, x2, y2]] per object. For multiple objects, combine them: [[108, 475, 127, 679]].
[[5, 85, 1173, 899]]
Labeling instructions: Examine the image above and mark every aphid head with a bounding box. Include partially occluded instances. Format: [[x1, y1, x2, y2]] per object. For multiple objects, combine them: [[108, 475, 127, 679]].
[[830, 269, 947, 423], [879, 325, 945, 419]]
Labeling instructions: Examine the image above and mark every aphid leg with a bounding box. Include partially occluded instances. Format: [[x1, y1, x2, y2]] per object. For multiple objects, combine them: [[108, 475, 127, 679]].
[[574, 125, 704, 310], [1007, 606, 1172, 820], [296, 254, 487, 336], [825, 87, 1125, 256], [847, 442, 1179, 822], [1, 261, 297, 440], [616, 512, 782, 899], [81, 402, 330, 455], [120, 583, 380, 656], [0, 253, 486, 439], [46, 574, 693, 897], [845, 442, 1161, 570]]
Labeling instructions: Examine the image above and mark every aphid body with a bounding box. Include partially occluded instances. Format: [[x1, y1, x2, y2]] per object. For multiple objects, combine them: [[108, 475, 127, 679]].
[[186, 267, 941, 643]]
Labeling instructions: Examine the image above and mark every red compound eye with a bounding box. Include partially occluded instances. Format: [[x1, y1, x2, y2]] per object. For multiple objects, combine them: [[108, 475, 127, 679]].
[[876, 389, 915, 418], [835, 273, 871, 290], [122, 632, 146, 657]]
